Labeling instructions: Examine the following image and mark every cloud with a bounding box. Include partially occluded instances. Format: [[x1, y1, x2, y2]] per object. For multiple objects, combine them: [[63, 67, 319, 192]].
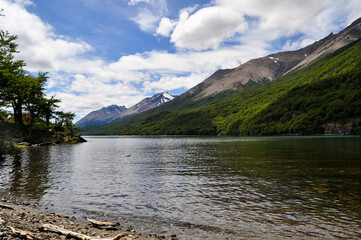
[[170, 6, 248, 50], [215, 0, 331, 32], [156, 17, 174, 37], [13, 0, 33, 6], [129, 0, 167, 32], [143, 73, 208, 93], [160, 0, 361, 52], [0, 0, 92, 72], [131, 8, 159, 32], [109, 44, 268, 75]]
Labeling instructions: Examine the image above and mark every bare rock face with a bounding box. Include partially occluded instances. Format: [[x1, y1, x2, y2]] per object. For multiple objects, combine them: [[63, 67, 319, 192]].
[[292, 17, 361, 70], [184, 17, 361, 100], [76, 93, 175, 127]]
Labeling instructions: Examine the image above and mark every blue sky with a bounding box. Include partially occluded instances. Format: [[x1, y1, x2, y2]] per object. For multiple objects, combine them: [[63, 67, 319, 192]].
[[0, 0, 360, 121]]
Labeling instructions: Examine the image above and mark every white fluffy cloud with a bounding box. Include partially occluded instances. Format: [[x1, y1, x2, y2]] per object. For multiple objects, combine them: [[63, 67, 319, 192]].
[[158, 0, 361, 51], [171, 6, 248, 50], [111, 44, 267, 73], [0, 1, 92, 72], [156, 17, 174, 37], [215, 0, 331, 31], [143, 73, 207, 93]]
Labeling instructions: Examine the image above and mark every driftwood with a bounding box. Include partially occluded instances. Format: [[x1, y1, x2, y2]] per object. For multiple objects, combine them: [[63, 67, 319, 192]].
[[41, 224, 125, 240], [9, 226, 35, 240], [0, 203, 15, 210], [87, 218, 118, 229]]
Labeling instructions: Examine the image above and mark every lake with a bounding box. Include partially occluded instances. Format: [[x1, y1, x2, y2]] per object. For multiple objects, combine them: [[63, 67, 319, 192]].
[[1, 136, 361, 239]]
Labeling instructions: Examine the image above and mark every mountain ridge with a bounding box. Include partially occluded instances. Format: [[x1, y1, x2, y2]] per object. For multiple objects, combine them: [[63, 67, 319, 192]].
[[183, 17, 361, 100], [76, 92, 175, 127]]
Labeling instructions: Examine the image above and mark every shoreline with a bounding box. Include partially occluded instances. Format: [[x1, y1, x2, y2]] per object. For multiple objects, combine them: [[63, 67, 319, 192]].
[[0, 200, 178, 240]]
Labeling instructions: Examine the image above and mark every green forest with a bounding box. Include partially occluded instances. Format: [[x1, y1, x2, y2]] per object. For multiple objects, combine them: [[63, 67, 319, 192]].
[[0, 30, 83, 155], [82, 38, 361, 136]]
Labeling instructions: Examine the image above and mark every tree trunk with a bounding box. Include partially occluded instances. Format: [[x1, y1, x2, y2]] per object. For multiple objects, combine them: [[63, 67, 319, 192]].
[[12, 100, 25, 135], [46, 111, 50, 128]]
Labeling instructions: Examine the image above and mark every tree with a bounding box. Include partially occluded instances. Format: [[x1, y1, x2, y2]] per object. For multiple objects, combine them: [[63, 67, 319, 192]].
[[22, 73, 48, 126], [56, 112, 75, 127], [42, 96, 61, 128], [0, 30, 27, 131], [0, 30, 61, 134], [1, 20, 82, 144]]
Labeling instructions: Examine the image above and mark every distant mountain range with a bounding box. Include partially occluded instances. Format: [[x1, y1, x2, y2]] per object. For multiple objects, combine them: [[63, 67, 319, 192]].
[[76, 92, 175, 127], [82, 17, 361, 136]]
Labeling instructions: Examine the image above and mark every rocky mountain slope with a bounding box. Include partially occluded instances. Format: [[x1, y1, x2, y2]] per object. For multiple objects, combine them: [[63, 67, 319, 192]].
[[76, 92, 175, 127], [185, 17, 361, 100]]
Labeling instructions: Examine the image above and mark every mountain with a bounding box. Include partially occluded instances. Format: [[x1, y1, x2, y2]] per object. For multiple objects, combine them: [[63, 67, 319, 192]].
[[76, 92, 175, 127], [123, 92, 175, 117], [82, 18, 361, 136], [75, 105, 127, 127], [184, 17, 361, 100]]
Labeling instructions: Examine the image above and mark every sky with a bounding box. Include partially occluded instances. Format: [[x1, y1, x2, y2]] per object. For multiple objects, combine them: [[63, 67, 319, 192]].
[[0, 0, 360, 121]]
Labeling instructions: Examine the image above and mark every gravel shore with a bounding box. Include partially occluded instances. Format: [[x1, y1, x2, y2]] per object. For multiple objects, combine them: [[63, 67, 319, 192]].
[[0, 201, 178, 240]]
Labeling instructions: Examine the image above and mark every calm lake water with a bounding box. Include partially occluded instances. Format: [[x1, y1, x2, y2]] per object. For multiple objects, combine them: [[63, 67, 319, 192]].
[[1, 136, 361, 239]]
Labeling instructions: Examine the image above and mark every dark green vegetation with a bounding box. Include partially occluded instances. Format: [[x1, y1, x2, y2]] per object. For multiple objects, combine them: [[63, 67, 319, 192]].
[[83, 38, 361, 136], [0, 30, 81, 155]]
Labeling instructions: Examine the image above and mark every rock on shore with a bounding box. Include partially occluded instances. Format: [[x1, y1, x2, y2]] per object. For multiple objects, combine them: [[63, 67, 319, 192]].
[[0, 201, 178, 240]]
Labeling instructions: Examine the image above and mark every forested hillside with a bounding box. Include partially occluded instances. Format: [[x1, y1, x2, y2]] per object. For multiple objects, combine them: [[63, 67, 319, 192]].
[[82, 38, 361, 136]]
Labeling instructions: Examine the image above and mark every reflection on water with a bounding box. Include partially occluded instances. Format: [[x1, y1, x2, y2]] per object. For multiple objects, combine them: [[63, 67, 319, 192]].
[[0, 147, 51, 200], [1, 136, 361, 239]]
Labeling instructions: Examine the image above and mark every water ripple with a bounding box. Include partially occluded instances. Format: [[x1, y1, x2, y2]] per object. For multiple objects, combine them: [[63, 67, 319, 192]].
[[0, 136, 361, 239]]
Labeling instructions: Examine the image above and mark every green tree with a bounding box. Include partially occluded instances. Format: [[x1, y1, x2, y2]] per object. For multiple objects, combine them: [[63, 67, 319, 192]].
[[0, 30, 61, 134], [0, 31, 25, 122], [0, 31, 25, 130], [22, 72, 48, 126], [42, 96, 61, 128], [56, 112, 75, 127]]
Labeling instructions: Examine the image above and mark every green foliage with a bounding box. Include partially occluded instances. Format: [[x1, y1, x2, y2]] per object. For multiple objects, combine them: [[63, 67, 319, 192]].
[[84, 38, 361, 136], [0, 29, 54, 132], [1, 28, 80, 145]]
